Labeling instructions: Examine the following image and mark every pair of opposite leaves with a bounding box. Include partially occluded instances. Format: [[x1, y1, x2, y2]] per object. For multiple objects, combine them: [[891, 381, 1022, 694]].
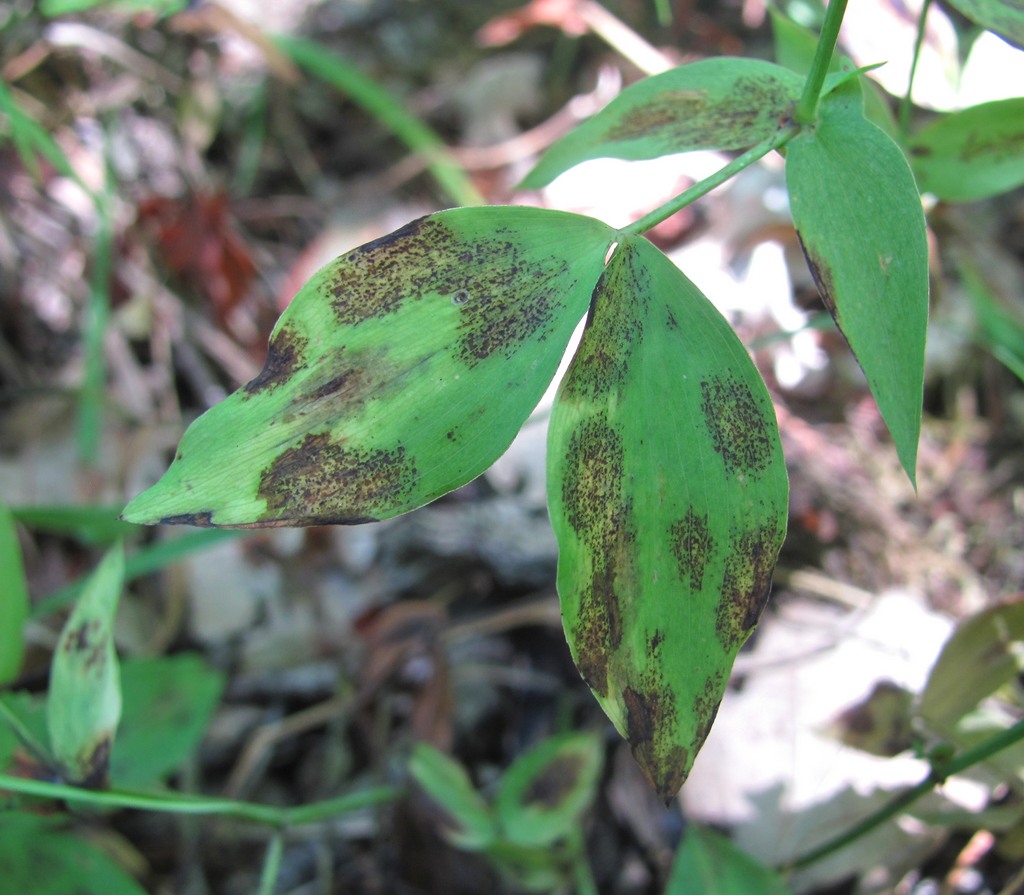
[[124, 205, 788, 799]]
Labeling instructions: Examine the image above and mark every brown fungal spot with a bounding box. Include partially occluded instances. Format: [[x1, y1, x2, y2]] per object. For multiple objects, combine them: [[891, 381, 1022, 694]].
[[522, 755, 583, 808], [77, 737, 113, 789], [699, 373, 774, 476], [561, 415, 625, 542], [258, 433, 415, 523], [623, 686, 688, 799], [665, 306, 680, 330], [649, 630, 665, 653], [715, 524, 782, 650], [243, 326, 309, 395], [670, 509, 715, 590], [605, 77, 794, 150], [327, 216, 574, 366], [692, 672, 726, 748], [560, 247, 647, 400], [66, 620, 98, 652], [157, 511, 216, 527]]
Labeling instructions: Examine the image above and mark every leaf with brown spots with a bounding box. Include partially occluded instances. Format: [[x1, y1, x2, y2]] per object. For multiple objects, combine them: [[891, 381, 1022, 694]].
[[787, 79, 928, 486], [47, 545, 124, 787], [520, 58, 801, 189], [123, 207, 613, 527], [547, 237, 787, 798]]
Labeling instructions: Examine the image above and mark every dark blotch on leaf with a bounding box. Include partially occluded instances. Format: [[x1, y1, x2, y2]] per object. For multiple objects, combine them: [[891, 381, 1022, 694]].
[[328, 218, 572, 366], [716, 524, 782, 650], [797, 232, 840, 325], [157, 511, 216, 527], [560, 249, 647, 401], [623, 686, 688, 799], [562, 415, 634, 696], [692, 672, 726, 749], [243, 326, 309, 395], [604, 76, 792, 149], [522, 755, 583, 808], [670, 509, 715, 590], [77, 737, 113, 790], [699, 374, 774, 477], [258, 433, 415, 524]]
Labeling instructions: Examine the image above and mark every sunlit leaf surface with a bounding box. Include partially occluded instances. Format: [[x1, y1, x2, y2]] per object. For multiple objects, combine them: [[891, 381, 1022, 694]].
[[123, 207, 614, 527]]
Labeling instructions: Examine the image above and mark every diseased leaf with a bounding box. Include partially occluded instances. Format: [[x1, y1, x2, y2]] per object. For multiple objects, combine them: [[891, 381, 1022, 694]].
[[667, 826, 792, 895], [942, 0, 1024, 47], [520, 58, 802, 189], [908, 99, 1024, 202], [123, 207, 614, 527], [547, 237, 788, 799], [786, 81, 928, 485], [495, 732, 603, 847], [0, 504, 29, 684], [46, 544, 124, 786]]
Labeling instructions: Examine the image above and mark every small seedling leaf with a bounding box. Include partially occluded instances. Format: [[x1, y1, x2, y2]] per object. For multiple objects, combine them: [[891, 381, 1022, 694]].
[[46, 544, 125, 786], [0, 813, 147, 895], [941, 0, 1024, 47], [548, 237, 788, 799], [111, 654, 225, 787], [919, 596, 1024, 731], [495, 731, 603, 847], [408, 742, 497, 850], [123, 207, 614, 528], [908, 99, 1024, 202], [0, 504, 29, 684], [520, 58, 802, 189], [786, 81, 928, 486], [667, 826, 793, 895]]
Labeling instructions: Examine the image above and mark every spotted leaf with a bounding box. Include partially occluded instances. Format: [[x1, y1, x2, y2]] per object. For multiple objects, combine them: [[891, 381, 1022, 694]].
[[547, 236, 788, 799], [123, 207, 614, 527], [520, 58, 802, 189]]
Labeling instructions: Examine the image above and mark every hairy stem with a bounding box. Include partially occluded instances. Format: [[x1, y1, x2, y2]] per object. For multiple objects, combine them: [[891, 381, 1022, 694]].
[[782, 716, 1024, 871], [793, 0, 849, 125], [620, 125, 797, 238]]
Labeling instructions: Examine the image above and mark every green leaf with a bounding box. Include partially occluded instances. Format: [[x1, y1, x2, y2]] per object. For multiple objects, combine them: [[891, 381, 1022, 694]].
[[46, 544, 125, 786], [111, 654, 225, 788], [0, 691, 50, 769], [0, 813, 146, 895], [941, 0, 1024, 47], [908, 99, 1024, 202], [919, 596, 1024, 731], [495, 732, 603, 847], [667, 826, 792, 895], [0, 504, 29, 684], [123, 207, 614, 528], [786, 82, 928, 485], [11, 504, 135, 545], [408, 743, 497, 850], [547, 237, 788, 799], [520, 58, 802, 189]]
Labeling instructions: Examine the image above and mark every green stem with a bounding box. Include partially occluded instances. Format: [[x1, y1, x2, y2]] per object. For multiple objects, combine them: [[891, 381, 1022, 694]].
[[898, 0, 933, 141], [257, 831, 284, 895], [569, 827, 599, 895], [782, 716, 1024, 871], [620, 125, 797, 238], [0, 774, 403, 827], [793, 0, 849, 125]]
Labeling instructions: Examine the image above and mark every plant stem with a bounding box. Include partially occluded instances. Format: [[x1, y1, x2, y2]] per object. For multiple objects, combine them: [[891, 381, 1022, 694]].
[[257, 831, 284, 895], [0, 774, 403, 827], [782, 716, 1024, 871], [620, 126, 797, 238], [899, 0, 933, 141], [793, 0, 849, 125]]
